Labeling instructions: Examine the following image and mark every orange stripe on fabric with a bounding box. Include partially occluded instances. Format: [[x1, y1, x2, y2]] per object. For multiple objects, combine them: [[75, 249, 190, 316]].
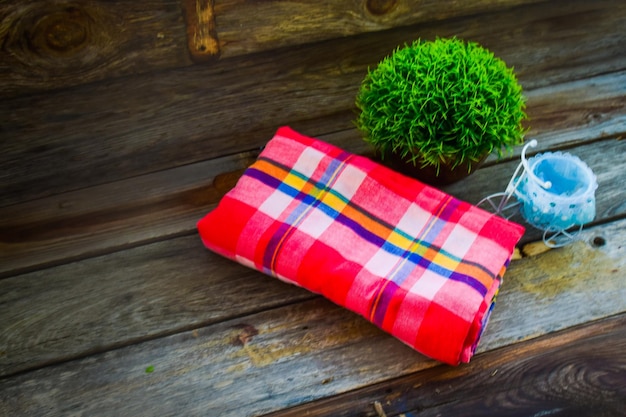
[[454, 263, 494, 289], [339, 204, 394, 242], [252, 159, 289, 182]]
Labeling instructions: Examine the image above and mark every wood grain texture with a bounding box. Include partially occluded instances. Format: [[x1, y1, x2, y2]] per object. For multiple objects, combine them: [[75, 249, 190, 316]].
[[2, 131, 623, 278], [0, 149, 259, 278], [0, 0, 552, 97], [263, 315, 626, 417], [213, 0, 547, 58], [491, 71, 626, 162], [0, 235, 315, 377], [414, 331, 626, 417], [0, 0, 191, 97], [0, 219, 624, 414], [474, 221, 626, 352], [1, 0, 624, 206]]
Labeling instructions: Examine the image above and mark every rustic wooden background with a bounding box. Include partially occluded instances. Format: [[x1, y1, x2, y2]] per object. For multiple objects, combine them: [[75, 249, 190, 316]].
[[1, 0, 625, 416]]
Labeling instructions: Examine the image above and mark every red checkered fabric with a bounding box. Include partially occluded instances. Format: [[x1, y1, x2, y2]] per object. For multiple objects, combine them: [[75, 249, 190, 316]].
[[198, 126, 524, 365]]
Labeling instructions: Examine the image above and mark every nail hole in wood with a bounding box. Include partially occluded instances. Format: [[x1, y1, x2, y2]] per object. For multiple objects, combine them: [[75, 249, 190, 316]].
[[592, 236, 606, 247]]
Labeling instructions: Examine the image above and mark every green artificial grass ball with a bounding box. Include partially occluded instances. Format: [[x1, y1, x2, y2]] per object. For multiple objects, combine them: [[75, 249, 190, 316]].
[[356, 37, 528, 172]]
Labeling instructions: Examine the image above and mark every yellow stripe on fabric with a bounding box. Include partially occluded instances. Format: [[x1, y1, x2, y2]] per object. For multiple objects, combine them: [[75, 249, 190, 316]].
[[320, 191, 348, 214], [385, 228, 418, 252], [281, 170, 310, 194], [431, 251, 460, 271]]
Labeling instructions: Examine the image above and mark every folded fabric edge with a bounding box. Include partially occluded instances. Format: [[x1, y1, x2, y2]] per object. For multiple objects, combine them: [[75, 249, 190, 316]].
[[198, 126, 526, 366], [460, 274, 502, 363]]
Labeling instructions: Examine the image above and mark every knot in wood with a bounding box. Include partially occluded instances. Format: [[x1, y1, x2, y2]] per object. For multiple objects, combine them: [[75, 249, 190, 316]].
[[32, 8, 90, 55], [366, 0, 397, 16], [3, 2, 120, 80]]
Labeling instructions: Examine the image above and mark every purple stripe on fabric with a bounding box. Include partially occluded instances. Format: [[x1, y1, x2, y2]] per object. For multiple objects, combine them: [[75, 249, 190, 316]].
[[262, 221, 292, 274], [447, 270, 490, 294], [410, 197, 488, 295], [372, 281, 400, 326], [408, 253, 487, 295], [245, 167, 281, 189]]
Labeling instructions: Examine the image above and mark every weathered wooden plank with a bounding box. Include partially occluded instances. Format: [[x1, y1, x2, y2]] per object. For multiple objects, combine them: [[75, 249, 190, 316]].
[[0, 234, 315, 378], [0, 219, 624, 415], [0, 0, 554, 97], [487, 70, 626, 162], [475, 223, 626, 350], [214, 0, 547, 58], [1, 0, 624, 206], [0, 0, 192, 97], [0, 149, 259, 278], [2, 130, 624, 278], [413, 328, 626, 417], [262, 315, 626, 417]]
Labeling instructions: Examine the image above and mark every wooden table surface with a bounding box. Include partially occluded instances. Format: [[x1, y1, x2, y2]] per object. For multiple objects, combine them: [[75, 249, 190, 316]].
[[1, 0, 625, 416]]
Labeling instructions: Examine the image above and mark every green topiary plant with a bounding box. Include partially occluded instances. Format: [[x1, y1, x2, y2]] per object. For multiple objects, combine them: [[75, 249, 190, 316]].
[[356, 37, 528, 181]]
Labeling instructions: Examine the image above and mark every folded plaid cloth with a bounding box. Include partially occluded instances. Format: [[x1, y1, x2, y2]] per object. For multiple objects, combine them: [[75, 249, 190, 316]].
[[198, 126, 524, 365]]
